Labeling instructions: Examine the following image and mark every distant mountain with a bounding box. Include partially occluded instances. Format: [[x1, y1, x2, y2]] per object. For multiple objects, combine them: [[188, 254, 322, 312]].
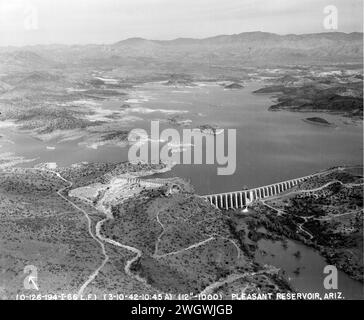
[[0, 32, 362, 72], [113, 37, 152, 46], [0, 50, 55, 66], [114, 31, 363, 46], [16, 71, 62, 85], [111, 31, 363, 65]]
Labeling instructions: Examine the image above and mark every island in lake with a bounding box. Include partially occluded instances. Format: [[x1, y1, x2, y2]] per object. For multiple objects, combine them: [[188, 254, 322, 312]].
[[302, 117, 333, 126]]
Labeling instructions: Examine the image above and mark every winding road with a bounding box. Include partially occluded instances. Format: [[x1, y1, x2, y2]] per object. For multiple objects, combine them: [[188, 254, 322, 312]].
[[41, 169, 149, 295], [39, 169, 110, 296], [34, 167, 362, 296], [260, 178, 363, 240]]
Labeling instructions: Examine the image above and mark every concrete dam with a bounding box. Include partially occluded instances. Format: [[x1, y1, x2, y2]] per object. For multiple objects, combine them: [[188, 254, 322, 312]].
[[202, 174, 314, 210]]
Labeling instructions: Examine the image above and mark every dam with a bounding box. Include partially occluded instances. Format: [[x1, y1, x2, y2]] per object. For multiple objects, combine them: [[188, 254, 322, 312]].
[[202, 174, 314, 210]]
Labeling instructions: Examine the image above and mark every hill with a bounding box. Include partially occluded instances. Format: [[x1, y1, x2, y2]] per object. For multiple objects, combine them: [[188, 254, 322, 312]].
[[110, 31, 363, 65], [1, 32, 362, 71]]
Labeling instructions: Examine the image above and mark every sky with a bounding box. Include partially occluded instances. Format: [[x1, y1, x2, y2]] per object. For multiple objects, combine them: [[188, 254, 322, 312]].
[[0, 0, 362, 46]]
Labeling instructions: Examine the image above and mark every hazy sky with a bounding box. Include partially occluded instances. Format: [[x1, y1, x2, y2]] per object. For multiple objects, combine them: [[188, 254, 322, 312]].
[[0, 0, 362, 46]]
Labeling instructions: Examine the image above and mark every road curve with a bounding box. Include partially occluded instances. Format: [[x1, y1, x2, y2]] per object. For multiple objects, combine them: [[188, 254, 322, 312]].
[[39, 169, 110, 297]]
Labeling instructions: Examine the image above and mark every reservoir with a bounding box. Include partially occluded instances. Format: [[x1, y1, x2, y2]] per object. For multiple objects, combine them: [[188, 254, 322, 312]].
[[1, 82, 362, 195], [0, 81, 362, 299]]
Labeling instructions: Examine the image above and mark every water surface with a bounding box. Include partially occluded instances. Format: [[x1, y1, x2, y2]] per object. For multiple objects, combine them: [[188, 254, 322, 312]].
[[0, 81, 362, 298], [1, 82, 362, 194]]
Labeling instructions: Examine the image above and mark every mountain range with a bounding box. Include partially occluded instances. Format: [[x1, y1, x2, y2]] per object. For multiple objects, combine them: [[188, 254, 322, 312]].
[[0, 32, 362, 74]]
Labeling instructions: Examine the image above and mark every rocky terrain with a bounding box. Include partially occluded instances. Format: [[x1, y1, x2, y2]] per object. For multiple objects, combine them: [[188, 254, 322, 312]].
[[0, 31, 362, 300], [253, 66, 363, 119], [0, 161, 292, 299], [243, 167, 363, 282], [0, 32, 362, 151]]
